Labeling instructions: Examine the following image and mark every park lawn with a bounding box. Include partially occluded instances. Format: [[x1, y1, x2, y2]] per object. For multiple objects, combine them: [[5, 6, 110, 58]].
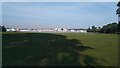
[[56, 33, 118, 66], [2, 32, 118, 66]]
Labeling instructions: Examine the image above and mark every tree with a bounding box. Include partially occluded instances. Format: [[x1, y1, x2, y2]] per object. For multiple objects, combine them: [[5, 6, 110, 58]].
[[117, 1, 120, 8], [2, 26, 7, 32], [99, 23, 118, 33], [96, 27, 101, 32], [116, 2, 120, 14], [87, 27, 91, 32], [91, 25, 97, 32], [87, 26, 101, 33], [0, 25, 2, 32], [116, 1, 120, 33]]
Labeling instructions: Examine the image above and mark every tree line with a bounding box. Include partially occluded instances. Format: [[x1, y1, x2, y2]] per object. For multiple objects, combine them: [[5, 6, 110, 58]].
[[87, 22, 119, 34]]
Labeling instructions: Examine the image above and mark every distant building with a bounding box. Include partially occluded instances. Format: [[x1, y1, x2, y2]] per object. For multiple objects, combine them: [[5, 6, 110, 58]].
[[55, 28, 68, 32], [68, 29, 87, 33], [19, 29, 30, 32], [6, 28, 11, 32], [6, 28, 19, 32], [5, 26, 87, 33]]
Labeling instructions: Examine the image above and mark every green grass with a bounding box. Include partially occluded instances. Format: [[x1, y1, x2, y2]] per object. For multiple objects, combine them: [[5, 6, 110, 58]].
[[2, 32, 118, 66]]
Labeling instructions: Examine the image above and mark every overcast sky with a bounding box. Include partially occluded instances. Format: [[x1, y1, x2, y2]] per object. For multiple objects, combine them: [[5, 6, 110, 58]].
[[2, 2, 117, 29]]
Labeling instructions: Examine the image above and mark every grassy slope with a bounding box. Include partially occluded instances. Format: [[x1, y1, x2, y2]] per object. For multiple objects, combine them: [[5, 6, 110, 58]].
[[2, 32, 118, 66], [57, 33, 118, 66]]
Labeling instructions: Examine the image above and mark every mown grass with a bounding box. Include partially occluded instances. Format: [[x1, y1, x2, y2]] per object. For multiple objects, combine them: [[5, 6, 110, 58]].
[[2, 32, 118, 66]]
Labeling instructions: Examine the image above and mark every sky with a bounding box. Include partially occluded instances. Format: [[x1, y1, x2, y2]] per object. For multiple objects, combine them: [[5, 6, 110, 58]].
[[2, 2, 118, 29], [1, 0, 119, 2]]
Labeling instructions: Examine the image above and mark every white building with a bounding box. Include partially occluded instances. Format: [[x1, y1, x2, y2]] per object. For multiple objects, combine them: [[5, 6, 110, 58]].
[[70, 30, 76, 32], [69, 29, 87, 33], [6, 28, 11, 32], [55, 28, 68, 32], [6, 28, 20, 32], [20, 29, 30, 32], [6, 28, 16, 32]]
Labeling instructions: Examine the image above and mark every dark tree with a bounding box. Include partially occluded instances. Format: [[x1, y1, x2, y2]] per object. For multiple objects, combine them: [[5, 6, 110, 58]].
[[91, 25, 97, 32], [87, 27, 91, 32], [87, 26, 101, 33], [117, 1, 120, 7], [0, 25, 2, 32], [61, 28, 63, 30], [99, 23, 118, 33], [96, 27, 101, 32], [117, 1, 120, 33], [116, 2, 120, 14], [2, 26, 7, 32]]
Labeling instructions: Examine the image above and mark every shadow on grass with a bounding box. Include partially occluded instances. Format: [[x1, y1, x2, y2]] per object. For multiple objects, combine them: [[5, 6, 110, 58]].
[[3, 33, 98, 66]]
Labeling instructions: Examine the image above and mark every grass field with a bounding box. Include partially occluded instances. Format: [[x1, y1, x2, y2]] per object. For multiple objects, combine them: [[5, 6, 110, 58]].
[[2, 32, 118, 66]]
